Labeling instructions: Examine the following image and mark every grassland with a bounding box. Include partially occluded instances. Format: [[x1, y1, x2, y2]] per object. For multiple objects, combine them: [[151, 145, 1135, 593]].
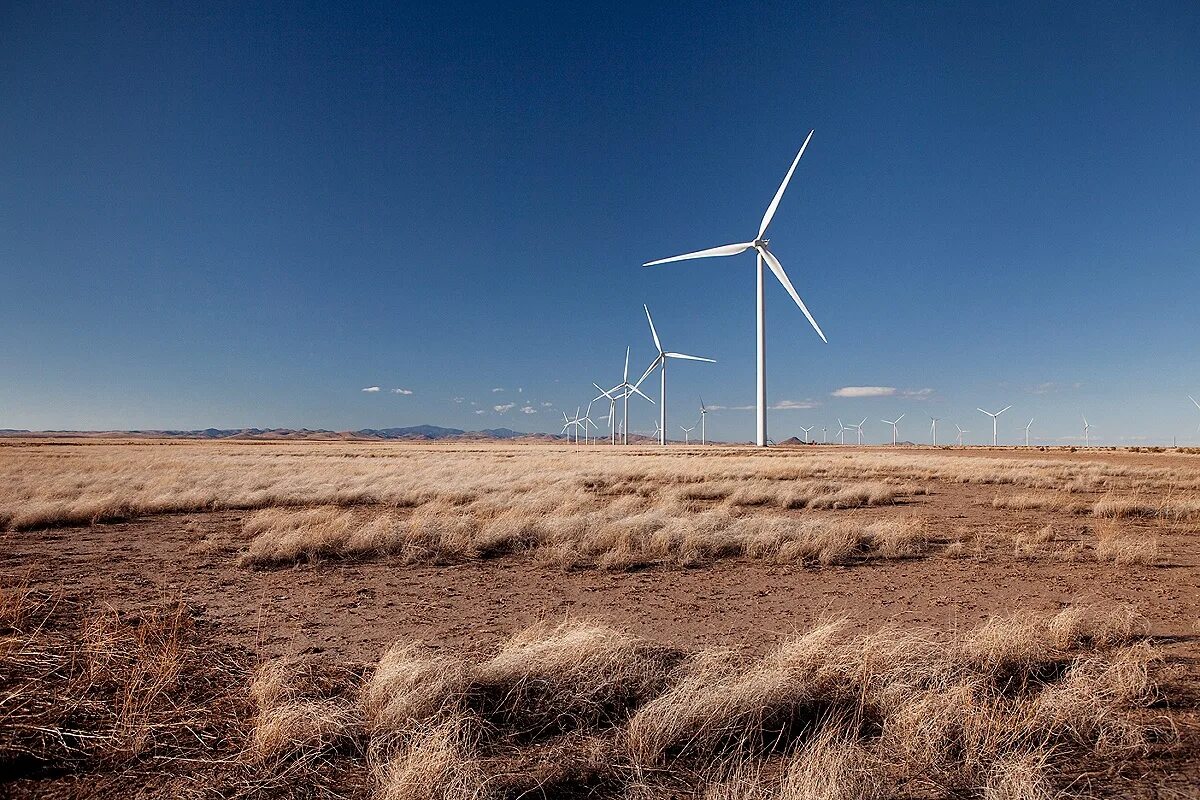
[[1, 440, 1197, 797]]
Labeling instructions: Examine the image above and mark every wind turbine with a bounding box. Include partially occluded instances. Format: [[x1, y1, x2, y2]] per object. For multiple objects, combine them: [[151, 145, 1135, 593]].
[[977, 406, 1012, 447], [580, 400, 599, 445], [592, 383, 620, 445], [643, 131, 827, 448], [560, 412, 574, 442], [638, 305, 715, 446], [854, 418, 867, 445], [799, 425, 813, 443], [698, 397, 709, 444], [821, 425, 827, 444], [652, 419, 662, 442], [1083, 416, 1092, 447], [881, 414, 904, 446], [836, 418, 847, 445], [680, 423, 696, 444], [955, 424, 968, 446], [611, 347, 655, 445], [929, 416, 940, 446], [1023, 418, 1034, 447]]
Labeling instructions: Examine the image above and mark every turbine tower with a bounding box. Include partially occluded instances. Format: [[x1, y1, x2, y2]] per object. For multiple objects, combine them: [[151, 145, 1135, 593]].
[[881, 414, 905, 446], [955, 424, 968, 446], [976, 406, 1012, 447], [698, 397, 709, 444], [1083, 416, 1092, 447], [610, 347, 654, 445], [854, 418, 867, 445], [1023, 417, 1034, 447], [821, 425, 827, 444], [799, 425, 813, 443], [836, 418, 847, 445], [643, 131, 827, 448], [929, 416, 940, 446], [638, 305, 715, 446]]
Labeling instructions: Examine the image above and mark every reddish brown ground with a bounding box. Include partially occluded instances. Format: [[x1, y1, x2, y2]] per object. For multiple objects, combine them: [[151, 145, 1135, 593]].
[[2, 445, 1199, 796]]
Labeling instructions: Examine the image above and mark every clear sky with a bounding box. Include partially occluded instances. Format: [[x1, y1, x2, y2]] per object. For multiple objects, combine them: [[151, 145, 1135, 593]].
[[2, 1, 1198, 444]]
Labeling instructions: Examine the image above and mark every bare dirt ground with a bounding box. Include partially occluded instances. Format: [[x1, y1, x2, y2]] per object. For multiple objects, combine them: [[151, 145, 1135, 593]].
[[2, 441, 1199, 798]]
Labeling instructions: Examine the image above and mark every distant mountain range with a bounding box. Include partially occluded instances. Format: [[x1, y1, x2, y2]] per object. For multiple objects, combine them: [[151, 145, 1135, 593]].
[[0, 425, 563, 441]]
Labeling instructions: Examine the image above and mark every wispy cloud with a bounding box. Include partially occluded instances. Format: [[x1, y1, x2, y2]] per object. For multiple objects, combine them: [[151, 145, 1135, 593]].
[[541, 402, 553, 407], [521, 405, 537, 414], [474, 409, 486, 415], [1031, 381, 1083, 395], [361, 386, 381, 393], [451, 396, 464, 404], [771, 399, 819, 410], [493, 403, 515, 413], [832, 386, 895, 398], [391, 388, 413, 395], [492, 387, 504, 393], [901, 388, 934, 399]]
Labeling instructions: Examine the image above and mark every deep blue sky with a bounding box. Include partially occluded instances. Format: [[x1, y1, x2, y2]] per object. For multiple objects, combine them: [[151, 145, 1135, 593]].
[[2, 1, 1198, 443]]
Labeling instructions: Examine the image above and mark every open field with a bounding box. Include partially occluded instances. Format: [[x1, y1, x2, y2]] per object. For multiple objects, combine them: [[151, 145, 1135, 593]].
[[2, 439, 1199, 798]]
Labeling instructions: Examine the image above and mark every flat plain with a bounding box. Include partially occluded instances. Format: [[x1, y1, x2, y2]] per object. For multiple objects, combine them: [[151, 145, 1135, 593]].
[[2, 439, 1198, 798]]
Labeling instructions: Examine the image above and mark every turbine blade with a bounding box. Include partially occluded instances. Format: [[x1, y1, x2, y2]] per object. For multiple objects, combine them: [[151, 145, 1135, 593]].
[[623, 346, 630, 383], [643, 241, 755, 267], [1190, 395, 1200, 410], [998, 405, 1012, 415], [758, 130, 814, 238], [634, 357, 660, 389], [665, 352, 716, 363], [758, 247, 827, 343], [897, 414, 905, 422], [976, 408, 989, 415], [630, 384, 655, 404], [643, 304, 663, 353]]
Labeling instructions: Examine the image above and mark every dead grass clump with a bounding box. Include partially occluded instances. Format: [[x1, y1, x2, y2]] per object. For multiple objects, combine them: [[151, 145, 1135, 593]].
[[373, 715, 484, 800], [1093, 522, 1160, 565], [239, 506, 361, 567], [1013, 524, 1057, 559], [244, 655, 361, 767], [362, 642, 469, 733]]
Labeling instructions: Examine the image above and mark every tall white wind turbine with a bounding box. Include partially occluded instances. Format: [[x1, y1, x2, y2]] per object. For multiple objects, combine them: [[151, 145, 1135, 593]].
[[680, 423, 695, 444], [822, 425, 827, 444], [836, 418, 847, 445], [881, 414, 905, 446], [638, 304, 715, 446], [611, 347, 655, 445], [592, 383, 620, 445], [1023, 417, 1034, 447], [698, 397, 709, 444], [854, 417, 867, 445], [581, 400, 599, 445], [977, 406, 1012, 447], [643, 131, 827, 448], [1083, 416, 1092, 447], [799, 424, 813, 443], [929, 416, 940, 446], [955, 424, 968, 446]]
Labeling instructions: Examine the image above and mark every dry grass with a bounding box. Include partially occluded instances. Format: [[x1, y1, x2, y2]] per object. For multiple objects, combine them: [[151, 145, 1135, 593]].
[[1094, 521, 1160, 565], [0, 585, 1175, 799]]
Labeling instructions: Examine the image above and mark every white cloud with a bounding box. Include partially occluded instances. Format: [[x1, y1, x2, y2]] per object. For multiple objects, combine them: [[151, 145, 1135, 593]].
[[452, 396, 464, 404], [832, 386, 896, 398], [771, 399, 819, 410], [901, 388, 934, 399], [493, 403, 515, 413], [391, 388, 413, 395], [521, 406, 537, 414], [1031, 381, 1083, 395], [361, 386, 381, 393], [474, 409, 486, 415], [492, 387, 504, 393], [518, 387, 524, 393], [541, 402, 553, 407]]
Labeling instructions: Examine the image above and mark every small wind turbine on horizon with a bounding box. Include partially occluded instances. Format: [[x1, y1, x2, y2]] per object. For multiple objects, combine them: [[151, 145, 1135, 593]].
[[1083, 415, 1092, 447], [592, 383, 620, 445], [638, 305, 715, 446], [955, 424, 968, 446], [977, 405, 1012, 447], [1023, 418, 1035, 447], [836, 419, 847, 445], [698, 397, 709, 444], [929, 416, 940, 446], [643, 130, 827, 448], [580, 400, 599, 445], [821, 425, 827, 444], [799, 425, 813, 443], [881, 414, 905, 446], [680, 423, 696, 444], [609, 347, 654, 445], [854, 417, 867, 445]]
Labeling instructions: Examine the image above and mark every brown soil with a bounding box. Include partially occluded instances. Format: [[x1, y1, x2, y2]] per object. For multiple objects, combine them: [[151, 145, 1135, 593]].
[[3, 445, 1200, 796]]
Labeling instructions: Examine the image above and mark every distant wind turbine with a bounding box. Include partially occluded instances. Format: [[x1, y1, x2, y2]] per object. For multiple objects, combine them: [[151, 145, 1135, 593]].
[[977, 406, 1012, 447], [1083, 416, 1092, 447], [680, 423, 696, 444], [821, 425, 827, 444], [592, 383, 620, 445], [580, 400, 599, 445], [929, 416, 940, 446], [643, 131, 827, 447], [881, 414, 905, 446], [955, 424, 968, 446], [854, 417, 867, 445], [638, 305, 715, 446], [836, 418, 847, 445], [698, 397, 709, 444], [611, 347, 654, 445], [799, 425, 813, 443], [1023, 418, 1034, 447]]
